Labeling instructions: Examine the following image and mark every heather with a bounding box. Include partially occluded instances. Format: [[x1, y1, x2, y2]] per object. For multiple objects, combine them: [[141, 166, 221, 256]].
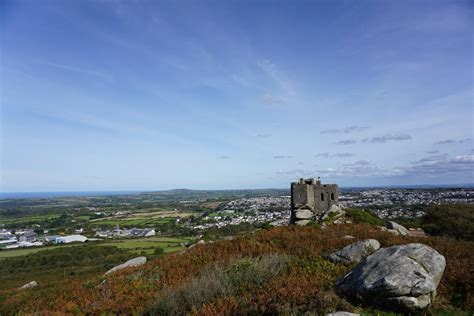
[[1, 223, 472, 315]]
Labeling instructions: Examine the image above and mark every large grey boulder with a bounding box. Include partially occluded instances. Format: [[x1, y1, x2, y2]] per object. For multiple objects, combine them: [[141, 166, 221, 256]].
[[336, 243, 446, 311], [19, 280, 38, 290], [295, 209, 313, 220], [326, 239, 380, 264], [104, 256, 147, 275], [386, 221, 409, 236]]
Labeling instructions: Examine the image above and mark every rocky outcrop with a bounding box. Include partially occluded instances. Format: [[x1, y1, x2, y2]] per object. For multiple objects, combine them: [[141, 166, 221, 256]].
[[19, 281, 37, 290], [386, 221, 409, 236], [320, 205, 345, 222], [295, 209, 313, 219], [336, 243, 446, 311], [326, 239, 380, 264], [104, 257, 147, 276], [292, 209, 314, 226], [326, 312, 360, 316]]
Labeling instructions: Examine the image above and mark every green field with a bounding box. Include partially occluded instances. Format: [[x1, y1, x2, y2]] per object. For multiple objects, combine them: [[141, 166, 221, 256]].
[[0, 236, 193, 260], [96, 237, 193, 254], [0, 237, 194, 290], [0, 243, 85, 259], [0, 214, 62, 225], [89, 217, 174, 227]]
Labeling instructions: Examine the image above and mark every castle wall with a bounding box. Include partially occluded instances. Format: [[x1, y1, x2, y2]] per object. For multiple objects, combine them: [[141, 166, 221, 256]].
[[313, 184, 338, 216], [291, 182, 315, 210]]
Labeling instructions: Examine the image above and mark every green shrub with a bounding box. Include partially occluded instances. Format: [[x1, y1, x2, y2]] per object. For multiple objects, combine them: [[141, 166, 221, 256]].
[[345, 208, 384, 226], [0, 245, 134, 275], [259, 222, 273, 230], [154, 247, 164, 255], [421, 204, 474, 240]]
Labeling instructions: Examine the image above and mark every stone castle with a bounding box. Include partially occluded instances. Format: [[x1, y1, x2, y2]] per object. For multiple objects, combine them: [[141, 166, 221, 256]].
[[290, 177, 339, 225]]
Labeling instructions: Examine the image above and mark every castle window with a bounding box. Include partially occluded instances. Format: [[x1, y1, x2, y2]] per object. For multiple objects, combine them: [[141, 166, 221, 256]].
[[321, 193, 324, 201], [331, 193, 335, 200]]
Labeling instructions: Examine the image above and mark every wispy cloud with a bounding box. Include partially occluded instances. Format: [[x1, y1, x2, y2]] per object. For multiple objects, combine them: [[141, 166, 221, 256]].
[[257, 59, 294, 96], [332, 153, 354, 158], [40, 61, 113, 82], [316, 161, 398, 177], [426, 150, 439, 154], [410, 154, 448, 164], [434, 139, 456, 145], [273, 155, 294, 159], [335, 139, 357, 145], [401, 154, 474, 176], [218, 155, 231, 159], [313, 153, 474, 180], [275, 169, 311, 176], [363, 134, 412, 143], [255, 133, 272, 138], [434, 138, 471, 145], [314, 153, 330, 158], [321, 125, 369, 134], [314, 152, 354, 158], [342, 160, 371, 166], [262, 93, 286, 105], [320, 129, 341, 134]]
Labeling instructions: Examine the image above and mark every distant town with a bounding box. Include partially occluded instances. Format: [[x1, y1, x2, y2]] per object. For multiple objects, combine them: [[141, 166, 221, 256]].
[[0, 187, 472, 252]]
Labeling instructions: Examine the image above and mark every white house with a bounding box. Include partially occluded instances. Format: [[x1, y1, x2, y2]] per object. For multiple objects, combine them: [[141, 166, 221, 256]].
[[55, 235, 88, 244], [44, 235, 60, 242], [130, 228, 156, 237]]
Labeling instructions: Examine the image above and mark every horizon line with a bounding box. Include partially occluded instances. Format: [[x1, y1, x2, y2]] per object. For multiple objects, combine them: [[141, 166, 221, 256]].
[[1, 183, 473, 195]]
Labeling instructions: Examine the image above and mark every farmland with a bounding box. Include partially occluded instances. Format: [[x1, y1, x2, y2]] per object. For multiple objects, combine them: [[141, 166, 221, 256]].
[[0, 236, 193, 291]]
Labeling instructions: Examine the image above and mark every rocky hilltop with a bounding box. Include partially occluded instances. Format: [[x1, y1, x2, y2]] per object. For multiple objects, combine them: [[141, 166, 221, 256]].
[[1, 216, 472, 315]]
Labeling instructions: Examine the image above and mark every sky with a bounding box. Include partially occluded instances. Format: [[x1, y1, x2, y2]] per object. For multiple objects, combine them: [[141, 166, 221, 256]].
[[0, 0, 473, 192]]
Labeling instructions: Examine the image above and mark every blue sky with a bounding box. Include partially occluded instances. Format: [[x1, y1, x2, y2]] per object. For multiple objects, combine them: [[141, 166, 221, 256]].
[[1, 0, 473, 192]]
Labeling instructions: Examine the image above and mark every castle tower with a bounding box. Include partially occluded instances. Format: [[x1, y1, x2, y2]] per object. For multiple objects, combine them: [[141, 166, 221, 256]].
[[290, 177, 339, 225]]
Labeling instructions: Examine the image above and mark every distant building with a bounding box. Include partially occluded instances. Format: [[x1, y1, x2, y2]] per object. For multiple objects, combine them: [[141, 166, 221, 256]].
[[130, 228, 156, 237], [0, 229, 12, 235], [0, 234, 17, 241], [0, 239, 18, 248], [44, 235, 60, 243], [18, 241, 43, 248], [18, 231, 37, 243], [55, 235, 88, 244]]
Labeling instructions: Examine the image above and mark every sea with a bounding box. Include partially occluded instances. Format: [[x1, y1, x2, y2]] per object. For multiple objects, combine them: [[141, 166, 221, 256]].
[[0, 191, 143, 199]]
